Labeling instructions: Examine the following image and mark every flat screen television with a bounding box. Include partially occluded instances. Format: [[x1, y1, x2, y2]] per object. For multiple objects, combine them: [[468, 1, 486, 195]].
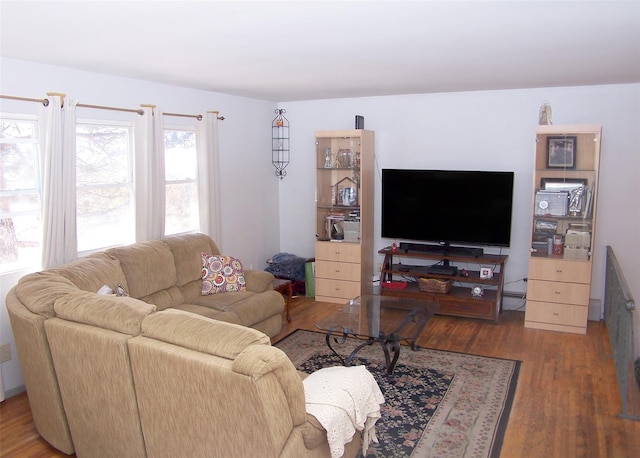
[[381, 169, 515, 250]]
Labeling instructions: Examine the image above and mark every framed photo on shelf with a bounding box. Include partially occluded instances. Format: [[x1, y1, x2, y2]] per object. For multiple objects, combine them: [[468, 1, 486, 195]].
[[546, 136, 576, 168]]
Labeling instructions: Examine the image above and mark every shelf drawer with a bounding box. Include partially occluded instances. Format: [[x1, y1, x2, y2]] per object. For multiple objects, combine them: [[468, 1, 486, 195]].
[[315, 241, 361, 263], [315, 278, 360, 301], [527, 279, 590, 306], [525, 300, 588, 328], [315, 261, 361, 282], [437, 296, 495, 321], [528, 258, 592, 283]]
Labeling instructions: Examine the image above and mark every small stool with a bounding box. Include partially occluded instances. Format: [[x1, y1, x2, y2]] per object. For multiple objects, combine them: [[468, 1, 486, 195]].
[[273, 278, 293, 322]]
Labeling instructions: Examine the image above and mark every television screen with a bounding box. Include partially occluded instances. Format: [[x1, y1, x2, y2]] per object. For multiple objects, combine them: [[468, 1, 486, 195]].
[[381, 169, 515, 248]]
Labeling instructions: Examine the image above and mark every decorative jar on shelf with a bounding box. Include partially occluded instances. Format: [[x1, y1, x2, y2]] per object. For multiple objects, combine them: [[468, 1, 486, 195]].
[[336, 149, 353, 168]]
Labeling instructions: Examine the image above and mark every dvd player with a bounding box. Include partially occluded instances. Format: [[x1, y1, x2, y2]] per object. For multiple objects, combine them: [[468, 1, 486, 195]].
[[410, 265, 458, 276]]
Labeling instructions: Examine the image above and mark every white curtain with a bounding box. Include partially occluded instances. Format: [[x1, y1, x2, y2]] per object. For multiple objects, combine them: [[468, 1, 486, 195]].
[[40, 95, 77, 269], [196, 111, 222, 244], [134, 105, 165, 241]]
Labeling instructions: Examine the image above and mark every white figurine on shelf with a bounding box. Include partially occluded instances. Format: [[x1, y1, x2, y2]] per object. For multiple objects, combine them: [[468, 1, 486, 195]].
[[539, 101, 553, 125]]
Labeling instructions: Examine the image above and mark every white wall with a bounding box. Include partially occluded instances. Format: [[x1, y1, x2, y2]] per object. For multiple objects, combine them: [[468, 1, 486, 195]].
[[1, 56, 638, 395], [277, 83, 640, 351], [0, 57, 281, 394]]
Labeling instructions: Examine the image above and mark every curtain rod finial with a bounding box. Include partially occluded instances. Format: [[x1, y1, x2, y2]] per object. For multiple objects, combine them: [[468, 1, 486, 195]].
[[208, 110, 225, 121]]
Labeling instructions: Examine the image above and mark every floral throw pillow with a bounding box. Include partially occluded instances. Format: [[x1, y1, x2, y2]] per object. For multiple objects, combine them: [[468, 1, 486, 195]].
[[201, 253, 247, 295]]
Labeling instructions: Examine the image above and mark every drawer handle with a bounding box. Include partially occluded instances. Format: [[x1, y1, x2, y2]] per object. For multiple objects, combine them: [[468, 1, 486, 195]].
[[335, 269, 341, 273], [555, 269, 563, 273], [553, 312, 560, 316], [554, 291, 561, 295], [334, 251, 341, 255]]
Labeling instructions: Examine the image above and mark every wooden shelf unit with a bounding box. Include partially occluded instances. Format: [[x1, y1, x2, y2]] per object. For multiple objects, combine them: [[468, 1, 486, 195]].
[[378, 247, 508, 323], [524, 125, 601, 334], [314, 129, 374, 303]]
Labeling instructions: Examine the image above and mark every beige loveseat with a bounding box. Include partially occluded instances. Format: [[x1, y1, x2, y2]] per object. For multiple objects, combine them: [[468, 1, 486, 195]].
[[6, 233, 290, 455]]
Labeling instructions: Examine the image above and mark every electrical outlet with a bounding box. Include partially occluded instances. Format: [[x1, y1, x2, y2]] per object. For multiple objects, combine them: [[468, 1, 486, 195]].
[[0, 343, 11, 363], [376, 262, 383, 272]]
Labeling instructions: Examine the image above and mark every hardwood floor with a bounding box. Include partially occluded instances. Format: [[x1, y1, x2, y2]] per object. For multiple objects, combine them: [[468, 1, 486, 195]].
[[2, 297, 638, 457], [275, 298, 640, 457]]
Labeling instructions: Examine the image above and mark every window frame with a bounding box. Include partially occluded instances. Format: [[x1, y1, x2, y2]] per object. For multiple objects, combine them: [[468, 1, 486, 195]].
[[75, 117, 136, 255], [163, 123, 200, 237]]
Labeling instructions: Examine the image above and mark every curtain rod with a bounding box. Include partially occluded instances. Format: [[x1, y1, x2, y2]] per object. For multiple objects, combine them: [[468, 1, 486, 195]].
[[0, 94, 50, 106], [162, 111, 225, 121], [77, 102, 144, 116], [46, 93, 144, 115], [164, 111, 203, 121], [1, 94, 225, 120], [0, 94, 143, 115]]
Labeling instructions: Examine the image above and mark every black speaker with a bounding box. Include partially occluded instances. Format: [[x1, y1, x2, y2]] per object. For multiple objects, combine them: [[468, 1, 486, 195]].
[[355, 115, 364, 129]]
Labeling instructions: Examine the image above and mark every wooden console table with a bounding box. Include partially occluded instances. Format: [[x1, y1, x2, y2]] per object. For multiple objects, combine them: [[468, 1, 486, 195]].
[[273, 278, 293, 322]]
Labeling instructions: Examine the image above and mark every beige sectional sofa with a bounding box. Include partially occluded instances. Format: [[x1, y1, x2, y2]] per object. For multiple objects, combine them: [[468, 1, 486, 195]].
[[7, 233, 318, 456], [42, 294, 359, 457]]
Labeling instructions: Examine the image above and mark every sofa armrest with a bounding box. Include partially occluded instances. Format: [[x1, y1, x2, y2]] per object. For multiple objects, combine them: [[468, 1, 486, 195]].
[[244, 270, 275, 293], [298, 414, 329, 449], [233, 345, 308, 425]]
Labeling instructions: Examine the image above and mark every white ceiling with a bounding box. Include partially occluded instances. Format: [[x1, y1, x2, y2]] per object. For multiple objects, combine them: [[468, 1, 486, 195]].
[[1, 1, 639, 102]]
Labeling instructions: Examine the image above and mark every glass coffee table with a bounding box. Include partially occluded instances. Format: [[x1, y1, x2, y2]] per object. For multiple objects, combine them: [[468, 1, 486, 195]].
[[315, 294, 439, 374]]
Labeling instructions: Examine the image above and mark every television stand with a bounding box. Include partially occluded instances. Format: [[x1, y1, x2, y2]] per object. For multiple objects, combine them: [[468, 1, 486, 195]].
[[379, 247, 507, 323]]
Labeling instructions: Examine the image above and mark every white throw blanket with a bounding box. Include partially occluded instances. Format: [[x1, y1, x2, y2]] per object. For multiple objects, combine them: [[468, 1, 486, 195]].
[[303, 365, 385, 458]]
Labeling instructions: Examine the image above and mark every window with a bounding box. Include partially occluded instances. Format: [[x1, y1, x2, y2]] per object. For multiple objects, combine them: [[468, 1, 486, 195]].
[[164, 127, 199, 235], [2, 112, 206, 266], [0, 116, 42, 271], [76, 121, 135, 252]]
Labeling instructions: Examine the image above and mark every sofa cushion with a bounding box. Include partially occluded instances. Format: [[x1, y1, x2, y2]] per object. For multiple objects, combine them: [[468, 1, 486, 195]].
[[201, 253, 247, 294], [51, 252, 129, 294], [15, 253, 130, 319], [170, 303, 242, 324], [15, 271, 79, 318], [136, 286, 184, 311], [54, 291, 156, 335], [192, 290, 256, 310], [140, 309, 270, 359], [219, 290, 285, 327], [162, 233, 220, 287], [107, 240, 177, 301]]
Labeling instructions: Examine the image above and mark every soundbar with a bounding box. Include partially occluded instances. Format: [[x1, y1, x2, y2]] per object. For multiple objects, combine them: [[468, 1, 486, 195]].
[[398, 242, 483, 257]]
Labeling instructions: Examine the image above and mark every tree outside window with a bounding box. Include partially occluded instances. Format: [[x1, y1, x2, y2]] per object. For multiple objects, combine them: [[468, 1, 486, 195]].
[[0, 117, 42, 271], [76, 122, 134, 252], [164, 128, 199, 236]]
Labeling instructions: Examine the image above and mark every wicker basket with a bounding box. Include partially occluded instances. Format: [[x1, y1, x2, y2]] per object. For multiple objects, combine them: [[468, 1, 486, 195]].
[[417, 277, 452, 294]]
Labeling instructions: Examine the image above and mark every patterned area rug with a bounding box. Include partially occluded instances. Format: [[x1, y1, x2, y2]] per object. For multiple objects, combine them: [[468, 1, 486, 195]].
[[275, 329, 520, 458]]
